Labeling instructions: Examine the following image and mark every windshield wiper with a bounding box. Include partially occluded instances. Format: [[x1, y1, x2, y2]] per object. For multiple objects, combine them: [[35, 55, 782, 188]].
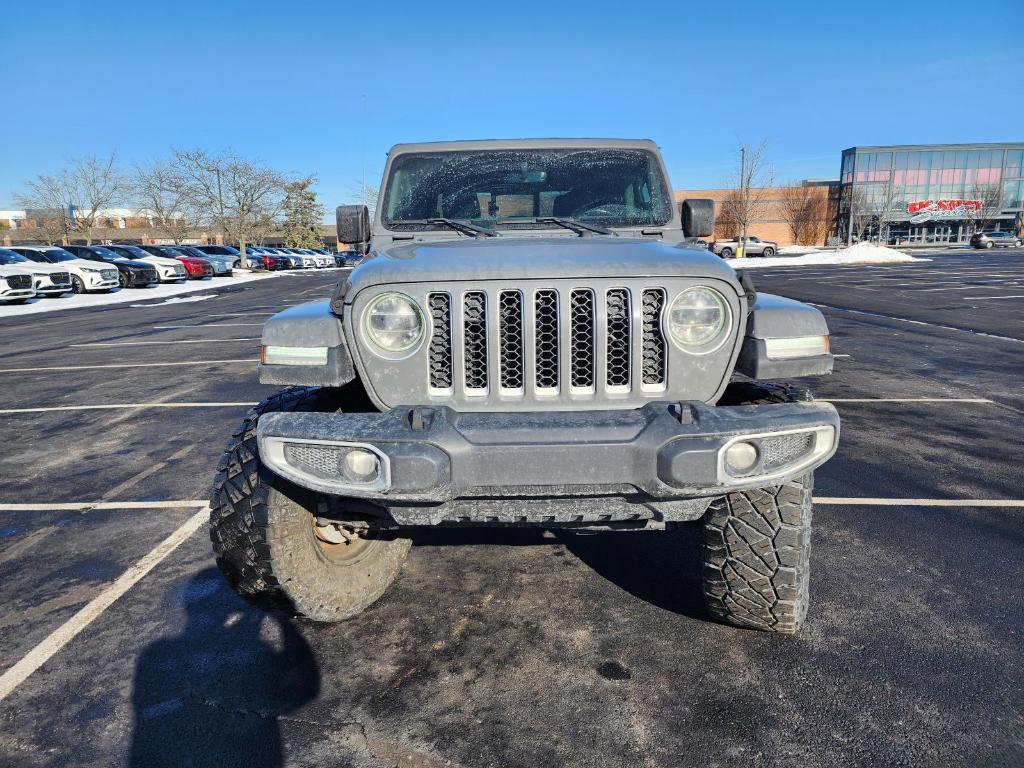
[[534, 217, 616, 236], [426, 218, 498, 238]]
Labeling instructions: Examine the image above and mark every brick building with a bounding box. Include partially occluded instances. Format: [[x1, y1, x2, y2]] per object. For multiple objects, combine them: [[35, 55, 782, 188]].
[[674, 181, 840, 246]]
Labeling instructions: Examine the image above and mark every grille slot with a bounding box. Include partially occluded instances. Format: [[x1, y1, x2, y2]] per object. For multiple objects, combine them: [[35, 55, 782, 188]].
[[534, 289, 559, 392], [498, 290, 524, 393], [428, 293, 453, 391], [641, 289, 666, 387], [463, 291, 488, 393], [605, 289, 631, 390], [569, 289, 596, 391]]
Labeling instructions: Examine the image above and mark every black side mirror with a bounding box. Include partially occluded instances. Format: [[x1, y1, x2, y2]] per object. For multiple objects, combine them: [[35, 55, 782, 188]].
[[681, 199, 715, 238], [336, 205, 371, 254]]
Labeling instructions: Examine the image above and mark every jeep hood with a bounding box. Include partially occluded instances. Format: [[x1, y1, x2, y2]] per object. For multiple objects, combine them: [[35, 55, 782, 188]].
[[345, 237, 739, 296]]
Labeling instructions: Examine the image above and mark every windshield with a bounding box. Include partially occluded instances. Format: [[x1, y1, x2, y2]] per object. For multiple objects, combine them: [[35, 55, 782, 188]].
[[42, 249, 78, 262], [0, 250, 29, 265], [381, 148, 673, 231], [89, 246, 126, 260], [115, 246, 149, 258]]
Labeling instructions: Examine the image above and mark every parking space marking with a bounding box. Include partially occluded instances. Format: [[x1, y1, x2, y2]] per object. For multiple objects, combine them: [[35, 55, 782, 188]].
[[823, 397, 994, 404], [152, 323, 266, 329], [208, 312, 278, 317], [816, 498, 1024, 507], [0, 360, 254, 374], [99, 445, 196, 501], [0, 505, 207, 703], [0, 500, 207, 511], [0, 403, 254, 415], [69, 338, 260, 347], [811, 304, 1024, 344]]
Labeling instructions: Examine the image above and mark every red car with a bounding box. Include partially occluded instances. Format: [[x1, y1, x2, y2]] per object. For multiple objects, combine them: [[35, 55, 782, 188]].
[[176, 255, 214, 279]]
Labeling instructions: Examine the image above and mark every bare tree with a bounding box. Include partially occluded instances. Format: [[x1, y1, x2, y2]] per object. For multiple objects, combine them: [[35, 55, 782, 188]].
[[16, 170, 76, 245], [847, 186, 872, 243], [780, 185, 831, 246], [967, 183, 1002, 233], [869, 178, 900, 244], [173, 149, 286, 269], [61, 154, 124, 244], [351, 181, 379, 219], [721, 142, 773, 257], [282, 177, 326, 248], [130, 160, 191, 244]]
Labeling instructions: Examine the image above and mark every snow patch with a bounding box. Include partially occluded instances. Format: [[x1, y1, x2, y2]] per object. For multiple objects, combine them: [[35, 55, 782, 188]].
[[731, 242, 926, 269], [0, 271, 279, 318]]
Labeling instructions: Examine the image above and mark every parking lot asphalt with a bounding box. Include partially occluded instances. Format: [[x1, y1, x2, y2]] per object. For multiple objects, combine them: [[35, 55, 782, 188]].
[[0, 250, 1021, 767]]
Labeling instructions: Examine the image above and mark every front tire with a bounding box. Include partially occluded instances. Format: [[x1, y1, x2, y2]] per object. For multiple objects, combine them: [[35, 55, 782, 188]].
[[702, 381, 815, 633], [985, 241, 994, 249], [720, 247, 733, 258], [701, 475, 813, 634], [209, 387, 411, 622], [762, 247, 775, 258], [71, 276, 85, 294]]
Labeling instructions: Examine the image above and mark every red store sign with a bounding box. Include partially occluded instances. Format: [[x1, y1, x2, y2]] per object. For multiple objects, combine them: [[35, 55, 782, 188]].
[[907, 199, 983, 215]]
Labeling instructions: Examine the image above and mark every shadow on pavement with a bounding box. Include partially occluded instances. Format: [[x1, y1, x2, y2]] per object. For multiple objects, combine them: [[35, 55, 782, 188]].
[[409, 523, 708, 621], [560, 526, 708, 620], [129, 568, 319, 768]]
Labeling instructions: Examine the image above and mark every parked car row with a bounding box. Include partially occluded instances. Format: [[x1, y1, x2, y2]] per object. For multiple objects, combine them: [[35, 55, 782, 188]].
[[232, 245, 359, 270]]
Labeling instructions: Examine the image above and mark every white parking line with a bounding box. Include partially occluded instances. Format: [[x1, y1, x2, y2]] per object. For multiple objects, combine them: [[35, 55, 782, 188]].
[[0, 403, 254, 414], [823, 397, 994, 403], [816, 498, 1024, 507], [0, 360, 254, 374], [208, 312, 277, 317], [0, 505, 207, 703], [69, 338, 260, 347], [812, 304, 1024, 344], [0, 500, 208, 511], [152, 324, 266, 329]]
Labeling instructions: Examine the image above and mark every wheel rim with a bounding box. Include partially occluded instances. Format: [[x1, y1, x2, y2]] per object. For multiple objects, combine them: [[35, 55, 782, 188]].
[[119, 273, 127, 287], [310, 517, 380, 564]]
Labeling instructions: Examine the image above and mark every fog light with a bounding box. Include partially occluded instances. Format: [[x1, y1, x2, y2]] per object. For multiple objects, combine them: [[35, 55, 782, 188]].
[[343, 448, 379, 482], [724, 441, 759, 474]]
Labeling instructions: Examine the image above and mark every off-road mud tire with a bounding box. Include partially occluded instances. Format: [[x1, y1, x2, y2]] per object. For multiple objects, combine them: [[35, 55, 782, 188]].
[[210, 386, 411, 622], [703, 381, 815, 633]]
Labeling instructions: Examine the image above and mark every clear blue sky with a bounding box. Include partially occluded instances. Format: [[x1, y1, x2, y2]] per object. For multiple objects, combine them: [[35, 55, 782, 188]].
[[2, 0, 1021, 211]]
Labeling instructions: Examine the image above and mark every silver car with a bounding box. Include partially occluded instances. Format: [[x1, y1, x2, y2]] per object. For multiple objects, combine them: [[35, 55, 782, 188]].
[[712, 235, 778, 258]]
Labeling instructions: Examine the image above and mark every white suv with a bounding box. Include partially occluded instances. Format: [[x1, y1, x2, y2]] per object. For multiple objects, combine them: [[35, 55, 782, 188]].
[[0, 247, 72, 296], [11, 246, 119, 293], [0, 264, 36, 304], [107, 244, 188, 282]]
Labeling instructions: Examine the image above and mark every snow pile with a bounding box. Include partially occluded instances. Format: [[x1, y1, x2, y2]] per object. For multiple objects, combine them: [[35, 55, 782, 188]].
[[778, 245, 822, 255], [731, 242, 926, 269], [0, 270, 278, 318]]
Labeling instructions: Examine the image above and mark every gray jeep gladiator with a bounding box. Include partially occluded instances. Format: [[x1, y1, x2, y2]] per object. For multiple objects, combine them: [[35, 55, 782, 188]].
[[210, 139, 838, 634]]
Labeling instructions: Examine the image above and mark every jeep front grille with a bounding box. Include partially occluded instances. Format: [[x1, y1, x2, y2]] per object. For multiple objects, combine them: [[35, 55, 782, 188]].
[[425, 285, 667, 401]]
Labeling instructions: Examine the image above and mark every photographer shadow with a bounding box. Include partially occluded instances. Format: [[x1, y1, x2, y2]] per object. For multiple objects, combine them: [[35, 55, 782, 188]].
[[129, 568, 319, 768]]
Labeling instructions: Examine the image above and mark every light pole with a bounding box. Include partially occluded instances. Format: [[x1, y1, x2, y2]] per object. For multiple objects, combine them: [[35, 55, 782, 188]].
[[738, 146, 746, 258]]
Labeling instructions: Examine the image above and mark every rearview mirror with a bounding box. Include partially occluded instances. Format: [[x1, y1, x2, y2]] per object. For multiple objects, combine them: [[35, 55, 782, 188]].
[[681, 199, 715, 238], [336, 205, 371, 254]]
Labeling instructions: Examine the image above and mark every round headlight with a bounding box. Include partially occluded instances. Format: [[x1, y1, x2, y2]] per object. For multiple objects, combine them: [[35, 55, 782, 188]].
[[668, 287, 728, 348], [364, 292, 424, 353]]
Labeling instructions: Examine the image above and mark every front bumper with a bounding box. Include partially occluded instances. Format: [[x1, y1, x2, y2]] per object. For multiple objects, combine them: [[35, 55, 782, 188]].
[[257, 400, 839, 525]]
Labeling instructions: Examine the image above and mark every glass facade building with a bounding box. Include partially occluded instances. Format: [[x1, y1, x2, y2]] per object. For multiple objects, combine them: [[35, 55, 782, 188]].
[[837, 143, 1024, 244]]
